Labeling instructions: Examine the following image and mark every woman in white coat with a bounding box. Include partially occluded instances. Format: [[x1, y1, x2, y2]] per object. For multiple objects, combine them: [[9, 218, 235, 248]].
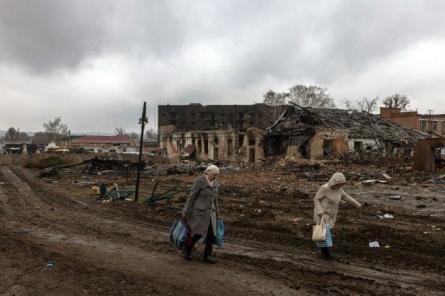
[[314, 172, 361, 259]]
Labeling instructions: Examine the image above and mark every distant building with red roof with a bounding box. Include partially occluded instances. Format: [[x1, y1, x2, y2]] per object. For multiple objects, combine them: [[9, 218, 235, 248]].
[[69, 135, 137, 153]]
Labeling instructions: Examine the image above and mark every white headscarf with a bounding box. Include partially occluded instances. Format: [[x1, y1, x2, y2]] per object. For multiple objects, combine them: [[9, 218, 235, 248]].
[[205, 164, 220, 176]]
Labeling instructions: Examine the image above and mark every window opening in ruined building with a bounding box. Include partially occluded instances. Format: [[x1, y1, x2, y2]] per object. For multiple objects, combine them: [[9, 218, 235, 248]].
[[354, 141, 363, 152], [214, 135, 219, 145], [430, 120, 438, 131], [323, 139, 334, 158], [248, 133, 255, 146], [228, 139, 233, 156], [204, 139, 209, 154], [238, 134, 244, 147], [299, 142, 309, 159], [197, 139, 202, 154], [213, 147, 219, 160], [420, 120, 427, 132], [249, 148, 255, 162], [264, 135, 288, 156]]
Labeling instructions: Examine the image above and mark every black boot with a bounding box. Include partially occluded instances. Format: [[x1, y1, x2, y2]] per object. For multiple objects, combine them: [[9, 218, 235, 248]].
[[203, 243, 217, 264], [183, 234, 201, 260], [182, 246, 192, 260], [321, 247, 332, 260]]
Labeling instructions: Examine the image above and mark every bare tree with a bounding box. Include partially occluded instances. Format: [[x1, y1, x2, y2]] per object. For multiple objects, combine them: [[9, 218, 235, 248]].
[[32, 132, 52, 145], [43, 117, 68, 142], [3, 127, 30, 142], [343, 98, 355, 110], [4, 127, 18, 142], [128, 132, 139, 140], [263, 90, 288, 106], [145, 128, 157, 139], [287, 85, 336, 108], [357, 97, 379, 113], [342, 97, 379, 113], [262, 90, 289, 123], [383, 94, 410, 110], [115, 127, 127, 136]]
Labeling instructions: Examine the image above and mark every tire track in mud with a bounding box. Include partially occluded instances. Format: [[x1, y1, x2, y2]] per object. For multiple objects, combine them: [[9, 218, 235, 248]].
[[1, 166, 444, 296], [0, 167, 301, 296]]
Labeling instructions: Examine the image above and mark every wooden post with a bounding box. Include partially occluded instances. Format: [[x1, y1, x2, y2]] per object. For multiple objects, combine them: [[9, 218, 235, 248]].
[[135, 101, 147, 202]]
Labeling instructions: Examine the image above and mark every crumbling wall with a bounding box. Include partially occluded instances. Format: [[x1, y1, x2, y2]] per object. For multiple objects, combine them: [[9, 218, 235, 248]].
[[159, 128, 264, 163], [414, 138, 445, 172], [308, 129, 348, 160], [243, 128, 264, 163], [348, 138, 379, 152]]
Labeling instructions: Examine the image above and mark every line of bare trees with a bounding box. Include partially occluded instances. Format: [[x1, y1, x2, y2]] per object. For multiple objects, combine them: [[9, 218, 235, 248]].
[[114, 127, 158, 140], [262, 83, 410, 114], [1, 117, 69, 144]]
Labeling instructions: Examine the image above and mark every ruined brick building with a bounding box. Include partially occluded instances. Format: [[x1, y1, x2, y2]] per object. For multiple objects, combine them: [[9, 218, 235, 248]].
[[159, 103, 427, 163], [158, 103, 276, 163], [380, 107, 445, 136], [264, 105, 427, 160]]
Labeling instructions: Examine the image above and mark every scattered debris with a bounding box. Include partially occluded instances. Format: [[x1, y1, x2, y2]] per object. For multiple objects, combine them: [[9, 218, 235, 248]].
[[382, 173, 392, 181], [46, 260, 55, 268], [389, 195, 402, 201], [362, 179, 388, 186], [369, 241, 380, 248]]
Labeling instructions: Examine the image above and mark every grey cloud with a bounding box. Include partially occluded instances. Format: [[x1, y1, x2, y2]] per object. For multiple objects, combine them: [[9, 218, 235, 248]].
[[0, 0, 113, 72], [0, 0, 188, 73], [1, 0, 445, 131]]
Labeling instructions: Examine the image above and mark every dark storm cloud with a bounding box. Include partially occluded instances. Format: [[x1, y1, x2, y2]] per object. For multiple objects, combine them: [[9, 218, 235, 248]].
[[1, 0, 445, 131], [0, 0, 112, 72], [2, 0, 445, 78], [0, 0, 187, 73]]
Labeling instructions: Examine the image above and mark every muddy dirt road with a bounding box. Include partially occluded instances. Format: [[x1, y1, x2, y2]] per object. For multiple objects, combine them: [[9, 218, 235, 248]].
[[0, 166, 444, 296]]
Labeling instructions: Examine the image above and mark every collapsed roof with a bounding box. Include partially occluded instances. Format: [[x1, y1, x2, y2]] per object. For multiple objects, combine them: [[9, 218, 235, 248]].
[[267, 105, 427, 145]]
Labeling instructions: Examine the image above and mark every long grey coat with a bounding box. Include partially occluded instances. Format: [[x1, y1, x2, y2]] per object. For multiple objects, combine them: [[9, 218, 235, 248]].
[[184, 175, 219, 236], [314, 172, 361, 229]]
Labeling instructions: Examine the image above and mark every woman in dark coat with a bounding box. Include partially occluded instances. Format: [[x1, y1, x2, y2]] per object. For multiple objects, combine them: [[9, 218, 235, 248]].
[[182, 165, 220, 263]]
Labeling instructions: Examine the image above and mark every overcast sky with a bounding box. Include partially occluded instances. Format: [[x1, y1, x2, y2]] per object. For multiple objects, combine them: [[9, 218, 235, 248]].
[[1, 0, 445, 133]]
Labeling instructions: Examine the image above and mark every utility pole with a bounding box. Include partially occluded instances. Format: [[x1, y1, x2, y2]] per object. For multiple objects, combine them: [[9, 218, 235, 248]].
[[135, 101, 148, 202]]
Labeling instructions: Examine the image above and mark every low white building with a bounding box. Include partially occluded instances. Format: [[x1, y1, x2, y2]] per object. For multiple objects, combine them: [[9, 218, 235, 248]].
[[69, 135, 137, 153]]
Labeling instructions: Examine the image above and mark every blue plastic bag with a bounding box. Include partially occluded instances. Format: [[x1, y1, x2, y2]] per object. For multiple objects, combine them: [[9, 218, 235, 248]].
[[214, 219, 224, 247], [170, 219, 190, 250]]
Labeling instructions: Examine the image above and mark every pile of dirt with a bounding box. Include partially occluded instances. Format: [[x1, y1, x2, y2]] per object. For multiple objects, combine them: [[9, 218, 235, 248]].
[[24, 156, 68, 169]]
